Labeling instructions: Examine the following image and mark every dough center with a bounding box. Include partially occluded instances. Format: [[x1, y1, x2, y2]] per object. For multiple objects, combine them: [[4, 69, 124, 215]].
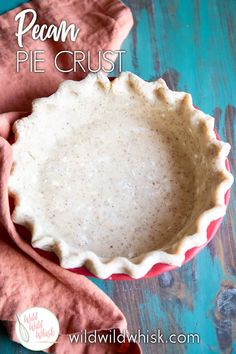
[[39, 115, 195, 258]]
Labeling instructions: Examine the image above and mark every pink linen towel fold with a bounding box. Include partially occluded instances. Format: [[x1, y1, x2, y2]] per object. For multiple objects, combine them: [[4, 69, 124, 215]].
[[0, 1, 142, 353]]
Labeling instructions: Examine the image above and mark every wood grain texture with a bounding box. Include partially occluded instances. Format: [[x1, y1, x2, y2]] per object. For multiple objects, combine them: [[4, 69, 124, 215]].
[[0, 1, 236, 353], [0, 0, 30, 14]]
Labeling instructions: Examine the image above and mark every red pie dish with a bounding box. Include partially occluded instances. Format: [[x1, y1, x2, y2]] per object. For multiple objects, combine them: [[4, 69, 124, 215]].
[[8, 73, 234, 279]]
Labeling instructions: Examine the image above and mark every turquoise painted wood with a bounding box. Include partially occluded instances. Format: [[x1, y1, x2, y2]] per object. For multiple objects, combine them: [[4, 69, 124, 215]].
[[0, 1, 235, 353], [0, 0, 30, 14]]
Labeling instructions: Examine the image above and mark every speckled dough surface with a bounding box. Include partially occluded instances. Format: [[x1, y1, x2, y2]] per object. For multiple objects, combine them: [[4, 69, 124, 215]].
[[8, 72, 233, 278], [40, 112, 194, 258]]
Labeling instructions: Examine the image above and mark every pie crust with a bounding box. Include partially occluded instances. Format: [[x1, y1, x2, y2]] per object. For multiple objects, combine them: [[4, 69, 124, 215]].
[[8, 72, 233, 279]]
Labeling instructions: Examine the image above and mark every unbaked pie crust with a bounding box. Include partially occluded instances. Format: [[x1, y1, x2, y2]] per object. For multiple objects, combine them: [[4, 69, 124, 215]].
[[8, 72, 233, 278]]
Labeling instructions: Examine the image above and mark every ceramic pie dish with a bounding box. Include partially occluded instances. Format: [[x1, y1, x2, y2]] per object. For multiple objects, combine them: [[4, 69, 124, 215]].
[[8, 72, 233, 279]]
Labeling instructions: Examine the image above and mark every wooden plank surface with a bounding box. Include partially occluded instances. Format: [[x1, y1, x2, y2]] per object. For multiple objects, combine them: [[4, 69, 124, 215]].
[[0, 1, 236, 353]]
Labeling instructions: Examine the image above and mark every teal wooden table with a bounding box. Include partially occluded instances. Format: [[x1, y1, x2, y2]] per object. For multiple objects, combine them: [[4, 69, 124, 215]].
[[0, 1, 236, 353]]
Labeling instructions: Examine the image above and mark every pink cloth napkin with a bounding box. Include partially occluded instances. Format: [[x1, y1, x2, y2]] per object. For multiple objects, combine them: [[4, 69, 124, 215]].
[[0, 1, 142, 353]]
